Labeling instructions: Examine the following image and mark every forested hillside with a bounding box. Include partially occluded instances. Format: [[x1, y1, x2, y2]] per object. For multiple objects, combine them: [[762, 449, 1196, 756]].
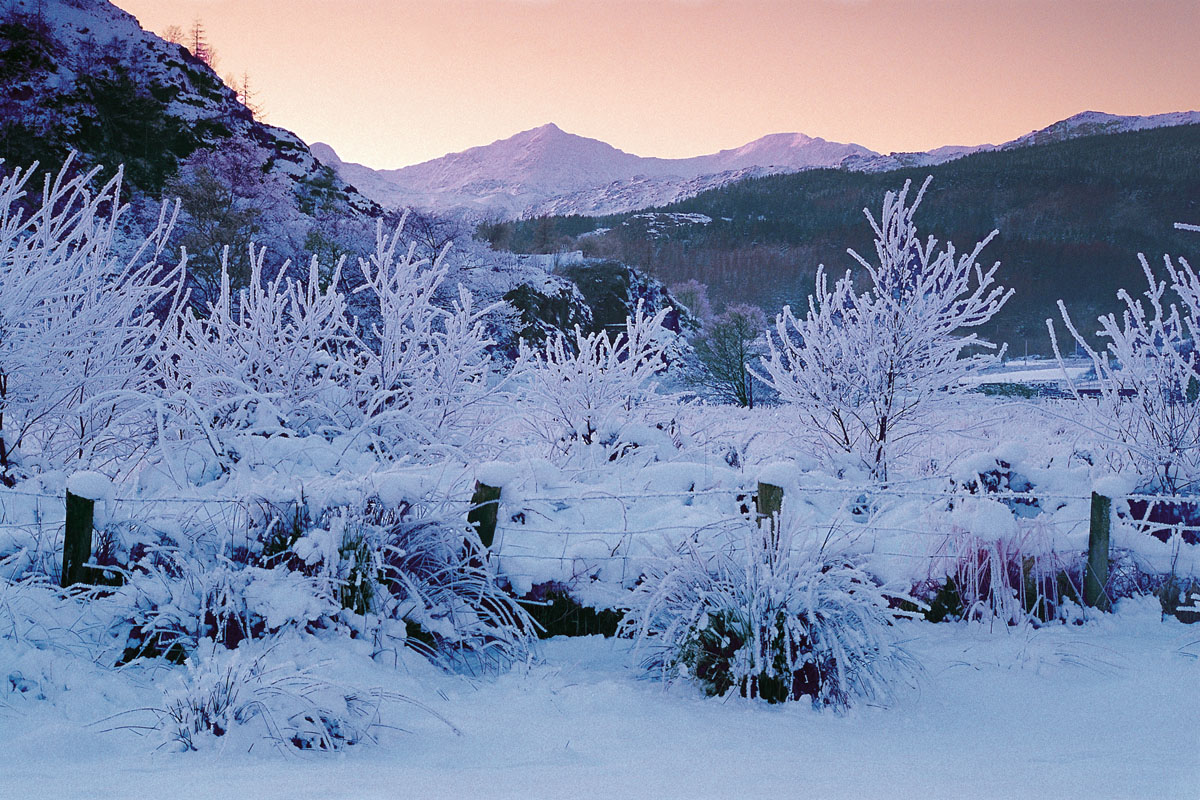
[[490, 124, 1200, 353]]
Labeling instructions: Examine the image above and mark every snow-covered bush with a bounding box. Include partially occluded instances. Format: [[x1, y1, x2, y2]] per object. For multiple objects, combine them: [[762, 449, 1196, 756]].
[[0, 156, 186, 482], [921, 501, 1081, 625], [117, 554, 329, 663], [155, 245, 357, 450], [623, 515, 917, 709], [153, 216, 503, 466], [350, 218, 501, 458], [322, 500, 535, 669], [755, 177, 1011, 481], [1050, 230, 1200, 493], [152, 640, 435, 752], [518, 302, 671, 459]]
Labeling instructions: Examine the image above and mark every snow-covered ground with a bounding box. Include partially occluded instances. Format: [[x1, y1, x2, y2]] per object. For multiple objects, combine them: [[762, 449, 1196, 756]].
[[1, 597, 1196, 799]]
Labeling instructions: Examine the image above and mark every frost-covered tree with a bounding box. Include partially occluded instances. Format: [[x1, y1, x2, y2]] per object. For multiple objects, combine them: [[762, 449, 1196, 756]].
[[349, 218, 499, 457], [518, 302, 670, 454], [0, 157, 186, 482], [155, 245, 356, 447], [693, 303, 767, 408], [755, 177, 1011, 481], [1050, 226, 1200, 493]]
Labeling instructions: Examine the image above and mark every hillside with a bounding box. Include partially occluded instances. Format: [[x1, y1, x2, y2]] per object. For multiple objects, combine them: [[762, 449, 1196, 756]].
[[314, 111, 1199, 221], [312, 124, 876, 219], [490, 123, 1200, 354], [0, 0, 375, 212], [0, 0, 694, 357]]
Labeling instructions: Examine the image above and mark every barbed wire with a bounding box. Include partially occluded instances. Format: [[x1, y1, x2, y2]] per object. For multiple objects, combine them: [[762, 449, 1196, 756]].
[[4, 482, 1198, 507]]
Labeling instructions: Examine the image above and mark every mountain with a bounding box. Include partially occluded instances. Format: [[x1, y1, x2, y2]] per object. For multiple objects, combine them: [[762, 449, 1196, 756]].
[[488, 122, 1200, 356], [316, 111, 1200, 220], [312, 124, 875, 219]]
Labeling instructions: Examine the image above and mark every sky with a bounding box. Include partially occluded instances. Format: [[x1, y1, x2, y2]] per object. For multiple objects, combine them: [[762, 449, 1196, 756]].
[[112, 0, 1200, 170]]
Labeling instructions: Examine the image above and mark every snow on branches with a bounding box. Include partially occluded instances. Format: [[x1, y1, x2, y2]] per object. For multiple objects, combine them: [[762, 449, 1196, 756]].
[[155, 245, 356, 442], [350, 219, 499, 458], [518, 302, 671, 458], [0, 156, 187, 482], [153, 215, 503, 469], [1050, 229, 1200, 493], [755, 177, 1011, 481]]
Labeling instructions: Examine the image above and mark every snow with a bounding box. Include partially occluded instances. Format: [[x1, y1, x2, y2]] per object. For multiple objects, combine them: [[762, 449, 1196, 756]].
[[66, 471, 112, 501], [316, 111, 1200, 219], [1, 599, 1197, 799]]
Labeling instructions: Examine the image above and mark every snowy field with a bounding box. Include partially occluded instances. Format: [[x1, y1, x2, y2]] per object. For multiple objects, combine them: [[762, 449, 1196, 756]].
[[2, 142, 1199, 800], [1, 597, 1197, 799]]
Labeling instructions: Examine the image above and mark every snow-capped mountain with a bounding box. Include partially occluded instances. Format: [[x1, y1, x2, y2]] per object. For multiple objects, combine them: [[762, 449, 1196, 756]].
[[312, 124, 874, 219], [315, 110, 1200, 220], [847, 110, 1200, 172]]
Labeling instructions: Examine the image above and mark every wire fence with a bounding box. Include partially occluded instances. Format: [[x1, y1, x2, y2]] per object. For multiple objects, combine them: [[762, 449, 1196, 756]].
[[1, 478, 1197, 590]]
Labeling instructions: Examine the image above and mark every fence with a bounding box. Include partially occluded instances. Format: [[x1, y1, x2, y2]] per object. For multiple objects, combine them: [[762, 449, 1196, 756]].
[[3, 475, 1198, 617]]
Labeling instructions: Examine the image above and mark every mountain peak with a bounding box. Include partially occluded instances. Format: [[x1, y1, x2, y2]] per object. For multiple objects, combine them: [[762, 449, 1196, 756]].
[[309, 142, 342, 166]]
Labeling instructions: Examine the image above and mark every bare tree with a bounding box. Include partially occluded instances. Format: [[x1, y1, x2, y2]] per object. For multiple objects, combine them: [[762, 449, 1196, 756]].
[[187, 18, 217, 69], [692, 304, 766, 408], [165, 140, 291, 305], [388, 208, 464, 265], [227, 70, 263, 119]]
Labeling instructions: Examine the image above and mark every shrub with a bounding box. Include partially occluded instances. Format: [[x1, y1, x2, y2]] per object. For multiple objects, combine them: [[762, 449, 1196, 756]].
[[151, 641, 445, 752], [924, 504, 1082, 624], [623, 516, 917, 710]]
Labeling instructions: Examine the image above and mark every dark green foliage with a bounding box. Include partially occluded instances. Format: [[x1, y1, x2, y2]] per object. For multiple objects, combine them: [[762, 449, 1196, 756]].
[[680, 609, 822, 704], [502, 284, 589, 348], [521, 585, 621, 638], [337, 528, 376, 616], [975, 382, 1038, 399], [559, 260, 637, 333], [64, 70, 204, 194], [1159, 575, 1200, 623], [295, 165, 342, 215], [923, 577, 965, 623], [258, 500, 310, 568], [494, 125, 1200, 353], [0, 13, 57, 82], [119, 631, 188, 666]]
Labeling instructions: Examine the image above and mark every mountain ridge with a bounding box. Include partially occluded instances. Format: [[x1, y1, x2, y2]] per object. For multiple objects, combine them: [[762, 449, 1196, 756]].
[[314, 110, 1200, 220]]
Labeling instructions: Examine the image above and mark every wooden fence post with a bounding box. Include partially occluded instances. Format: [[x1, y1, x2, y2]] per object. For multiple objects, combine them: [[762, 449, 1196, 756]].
[[756, 481, 784, 544], [1084, 492, 1112, 611], [468, 482, 502, 550], [61, 490, 95, 588]]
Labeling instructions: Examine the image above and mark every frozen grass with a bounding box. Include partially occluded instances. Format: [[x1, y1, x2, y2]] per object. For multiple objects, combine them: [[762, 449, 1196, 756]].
[[624, 515, 919, 708]]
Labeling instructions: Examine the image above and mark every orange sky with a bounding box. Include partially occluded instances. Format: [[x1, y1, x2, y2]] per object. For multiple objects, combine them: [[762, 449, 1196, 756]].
[[112, 0, 1200, 170]]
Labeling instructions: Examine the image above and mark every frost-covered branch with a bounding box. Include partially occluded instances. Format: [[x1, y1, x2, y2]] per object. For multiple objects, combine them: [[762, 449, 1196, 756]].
[[754, 177, 1011, 481], [0, 155, 187, 481], [1049, 229, 1200, 493]]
